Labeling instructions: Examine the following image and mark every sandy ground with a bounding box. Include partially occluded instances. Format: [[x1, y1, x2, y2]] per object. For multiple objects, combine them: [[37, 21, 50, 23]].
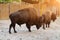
[[0, 17, 60, 40]]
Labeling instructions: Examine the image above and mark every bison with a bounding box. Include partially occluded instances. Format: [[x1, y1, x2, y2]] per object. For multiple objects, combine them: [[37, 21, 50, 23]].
[[9, 8, 43, 34], [41, 11, 57, 29]]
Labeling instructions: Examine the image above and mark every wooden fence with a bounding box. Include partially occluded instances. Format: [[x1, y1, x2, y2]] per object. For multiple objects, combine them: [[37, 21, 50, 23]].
[[0, 2, 35, 20], [0, 1, 60, 20]]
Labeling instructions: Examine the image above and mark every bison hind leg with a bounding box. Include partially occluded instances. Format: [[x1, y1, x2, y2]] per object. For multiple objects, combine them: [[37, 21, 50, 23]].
[[9, 23, 13, 34], [9, 23, 17, 34], [12, 23, 17, 33]]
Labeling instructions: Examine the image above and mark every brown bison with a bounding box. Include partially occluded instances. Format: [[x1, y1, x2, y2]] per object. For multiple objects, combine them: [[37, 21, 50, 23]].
[[9, 8, 43, 34], [41, 11, 57, 29]]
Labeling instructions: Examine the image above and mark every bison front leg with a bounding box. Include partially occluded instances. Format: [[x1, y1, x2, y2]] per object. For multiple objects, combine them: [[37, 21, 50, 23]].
[[9, 23, 13, 34], [26, 24, 31, 32]]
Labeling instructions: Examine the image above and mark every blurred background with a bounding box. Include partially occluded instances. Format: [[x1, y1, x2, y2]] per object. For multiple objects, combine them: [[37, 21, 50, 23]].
[[0, 0, 60, 20], [0, 1, 60, 40]]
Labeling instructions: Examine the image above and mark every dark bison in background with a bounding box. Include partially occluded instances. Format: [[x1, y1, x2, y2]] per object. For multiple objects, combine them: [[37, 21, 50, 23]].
[[41, 11, 57, 29], [9, 8, 43, 34]]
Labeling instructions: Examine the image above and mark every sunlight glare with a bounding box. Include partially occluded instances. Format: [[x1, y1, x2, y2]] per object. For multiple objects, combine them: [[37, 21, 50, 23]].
[[56, 0, 60, 2]]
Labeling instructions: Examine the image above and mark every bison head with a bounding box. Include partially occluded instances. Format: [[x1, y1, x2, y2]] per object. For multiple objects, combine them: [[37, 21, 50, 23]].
[[51, 13, 57, 22], [36, 16, 44, 30]]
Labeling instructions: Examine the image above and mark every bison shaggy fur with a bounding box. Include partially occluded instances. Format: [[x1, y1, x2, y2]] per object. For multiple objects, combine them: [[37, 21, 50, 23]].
[[41, 11, 57, 29], [9, 8, 43, 34]]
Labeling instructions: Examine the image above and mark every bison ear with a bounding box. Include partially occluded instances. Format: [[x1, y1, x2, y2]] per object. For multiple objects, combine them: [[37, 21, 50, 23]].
[[51, 13, 57, 21]]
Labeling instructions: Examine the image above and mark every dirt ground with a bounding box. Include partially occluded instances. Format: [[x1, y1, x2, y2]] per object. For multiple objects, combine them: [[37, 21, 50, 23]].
[[0, 17, 60, 40]]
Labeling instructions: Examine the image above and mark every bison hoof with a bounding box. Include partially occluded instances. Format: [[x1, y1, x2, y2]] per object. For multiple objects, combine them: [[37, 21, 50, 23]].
[[14, 31, 17, 33], [9, 32, 11, 34], [29, 30, 31, 32]]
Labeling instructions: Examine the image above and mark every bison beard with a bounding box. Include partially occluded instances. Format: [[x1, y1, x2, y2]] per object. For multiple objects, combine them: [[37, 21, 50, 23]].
[[9, 8, 43, 34]]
